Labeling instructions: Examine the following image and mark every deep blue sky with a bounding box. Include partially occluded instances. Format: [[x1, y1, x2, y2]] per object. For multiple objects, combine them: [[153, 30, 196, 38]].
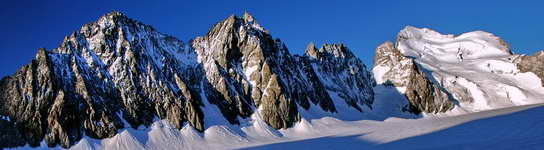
[[1, 0, 543, 78]]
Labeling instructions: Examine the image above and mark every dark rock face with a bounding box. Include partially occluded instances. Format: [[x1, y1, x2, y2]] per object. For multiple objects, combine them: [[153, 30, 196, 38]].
[[404, 63, 454, 114], [374, 42, 412, 86], [374, 41, 454, 114], [192, 13, 374, 129], [0, 12, 204, 148], [301, 43, 375, 111], [516, 51, 544, 86], [192, 13, 299, 128], [0, 11, 376, 148], [0, 118, 26, 148]]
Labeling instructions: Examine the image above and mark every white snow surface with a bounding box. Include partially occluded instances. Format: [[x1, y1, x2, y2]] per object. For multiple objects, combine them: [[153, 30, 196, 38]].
[[12, 101, 544, 150], [397, 26, 544, 113]]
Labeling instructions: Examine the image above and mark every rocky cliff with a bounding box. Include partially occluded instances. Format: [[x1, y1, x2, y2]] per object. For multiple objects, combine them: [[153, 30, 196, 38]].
[[0, 11, 375, 148], [516, 51, 544, 86], [373, 41, 454, 114]]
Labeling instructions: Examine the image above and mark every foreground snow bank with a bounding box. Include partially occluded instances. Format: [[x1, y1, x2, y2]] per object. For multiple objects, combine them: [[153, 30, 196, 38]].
[[9, 74, 544, 150], [10, 102, 544, 150]]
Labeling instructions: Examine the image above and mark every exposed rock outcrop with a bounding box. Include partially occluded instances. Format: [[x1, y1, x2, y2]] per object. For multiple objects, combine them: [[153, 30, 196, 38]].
[[373, 41, 454, 114], [0, 11, 205, 148], [376, 26, 544, 114], [516, 51, 544, 86], [192, 12, 374, 129], [0, 11, 375, 148], [301, 43, 375, 111]]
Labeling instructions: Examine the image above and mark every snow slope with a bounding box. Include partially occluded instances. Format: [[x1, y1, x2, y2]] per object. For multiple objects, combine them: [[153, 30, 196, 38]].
[[10, 102, 544, 150], [397, 26, 544, 113], [242, 103, 544, 150]]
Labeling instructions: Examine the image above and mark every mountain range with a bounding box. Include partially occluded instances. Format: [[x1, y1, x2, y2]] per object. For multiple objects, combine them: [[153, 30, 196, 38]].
[[1, 11, 543, 149]]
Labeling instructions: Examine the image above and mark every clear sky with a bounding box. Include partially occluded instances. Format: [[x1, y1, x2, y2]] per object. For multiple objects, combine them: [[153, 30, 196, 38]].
[[1, 0, 543, 78]]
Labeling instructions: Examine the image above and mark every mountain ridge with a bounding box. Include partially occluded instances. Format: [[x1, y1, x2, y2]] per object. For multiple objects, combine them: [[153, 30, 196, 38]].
[[0, 11, 375, 148], [1, 11, 543, 149]]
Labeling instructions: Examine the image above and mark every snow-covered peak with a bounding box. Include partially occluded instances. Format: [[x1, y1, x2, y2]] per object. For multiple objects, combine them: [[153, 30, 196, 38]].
[[304, 42, 319, 58], [103, 11, 126, 18], [388, 26, 544, 113], [55, 10, 196, 67], [201, 12, 270, 43], [304, 43, 355, 59], [243, 11, 255, 23], [215, 12, 267, 35], [320, 44, 354, 58], [242, 12, 266, 33], [92, 11, 133, 31], [399, 26, 453, 40], [397, 26, 512, 63], [193, 12, 283, 69]]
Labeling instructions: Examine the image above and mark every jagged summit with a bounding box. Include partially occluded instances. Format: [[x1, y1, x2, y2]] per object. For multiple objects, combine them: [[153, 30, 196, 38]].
[[319, 43, 355, 58], [305, 42, 319, 58], [191, 12, 374, 130], [204, 12, 271, 42], [194, 12, 282, 70], [99, 10, 127, 19], [0, 11, 202, 148], [0, 11, 378, 148], [304, 43, 355, 59], [4, 11, 544, 150], [242, 11, 255, 23], [94, 10, 137, 28], [213, 12, 267, 36]]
